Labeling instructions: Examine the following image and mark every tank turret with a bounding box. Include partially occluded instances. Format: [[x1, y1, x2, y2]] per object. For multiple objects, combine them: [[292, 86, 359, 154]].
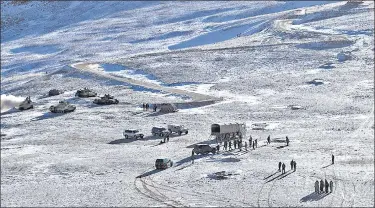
[[18, 96, 34, 110]]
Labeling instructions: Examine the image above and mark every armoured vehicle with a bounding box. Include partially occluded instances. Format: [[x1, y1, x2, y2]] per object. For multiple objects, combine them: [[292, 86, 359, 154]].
[[155, 158, 173, 170], [49, 100, 76, 113], [75, 88, 97, 97], [193, 144, 216, 155], [167, 124, 188, 135], [93, 94, 119, 105], [123, 129, 144, 139], [48, 89, 63, 97], [18, 96, 34, 110]]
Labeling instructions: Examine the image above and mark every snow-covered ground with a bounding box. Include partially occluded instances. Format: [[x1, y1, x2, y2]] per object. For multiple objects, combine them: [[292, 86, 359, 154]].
[[1, 1, 374, 207]]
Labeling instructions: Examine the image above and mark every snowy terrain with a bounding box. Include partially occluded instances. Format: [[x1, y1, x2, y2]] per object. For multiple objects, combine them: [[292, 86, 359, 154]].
[[1, 0, 374, 207]]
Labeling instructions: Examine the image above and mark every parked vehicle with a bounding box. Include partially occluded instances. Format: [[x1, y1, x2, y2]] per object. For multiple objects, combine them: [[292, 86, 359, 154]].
[[48, 89, 63, 97], [151, 127, 169, 137], [49, 100, 76, 113], [93, 94, 119, 105], [123, 129, 144, 139], [167, 124, 188, 135], [155, 158, 173, 169], [211, 123, 246, 143], [18, 96, 33, 110], [193, 144, 216, 155], [75, 88, 97, 97]]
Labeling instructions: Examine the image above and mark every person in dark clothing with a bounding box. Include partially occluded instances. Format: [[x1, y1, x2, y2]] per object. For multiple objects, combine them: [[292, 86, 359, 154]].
[[290, 160, 294, 170], [142, 103, 145, 110], [315, 180, 319, 194], [252, 141, 255, 150], [166, 135, 169, 142], [224, 141, 227, 151], [244, 142, 248, 151], [278, 162, 282, 172], [191, 150, 195, 164], [282, 163, 286, 174], [325, 179, 329, 193], [216, 145, 220, 152], [320, 180, 324, 193], [229, 141, 232, 150], [329, 181, 333, 193], [332, 154, 335, 164], [293, 161, 296, 171], [234, 140, 237, 149], [145, 103, 149, 110], [286, 136, 289, 146], [255, 139, 258, 148], [267, 135, 271, 145], [153, 104, 157, 112], [249, 136, 252, 148]]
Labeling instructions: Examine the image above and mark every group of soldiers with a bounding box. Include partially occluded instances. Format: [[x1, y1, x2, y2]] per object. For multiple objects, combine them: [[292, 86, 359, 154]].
[[142, 103, 157, 111], [315, 179, 334, 194], [278, 160, 297, 174]]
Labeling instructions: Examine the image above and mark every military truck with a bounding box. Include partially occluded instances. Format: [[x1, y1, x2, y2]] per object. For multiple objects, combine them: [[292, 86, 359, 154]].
[[18, 96, 34, 110], [49, 100, 76, 113], [75, 88, 97, 97], [93, 94, 119, 105]]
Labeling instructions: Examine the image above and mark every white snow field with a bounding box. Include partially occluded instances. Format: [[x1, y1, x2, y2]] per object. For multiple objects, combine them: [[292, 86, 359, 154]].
[[1, 0, 374, 207]]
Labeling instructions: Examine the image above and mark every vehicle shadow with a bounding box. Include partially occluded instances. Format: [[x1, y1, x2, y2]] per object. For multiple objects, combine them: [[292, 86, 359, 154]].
[[276, 145, 288, 149], [175, 153, 212, 166], [322, 164, 333, 169], [186, 138, 217, 148], [300, 192, 330, 202], [136, 169, 162, 178], [31, 112, 65, 121], [108, 135, 163, 144]]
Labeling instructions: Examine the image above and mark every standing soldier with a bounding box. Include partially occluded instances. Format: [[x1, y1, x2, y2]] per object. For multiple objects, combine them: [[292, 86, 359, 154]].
[[153, 104, 157, 112], [293, 161, 296, 171], [216, 144, 220, 153], [253, 141, 255, 150], [332, 154, 335, 164], [224, 141, 227, 151], [191, 150, 195, 164], [146, 103, 149, 111], [278, 162, 282, 172], [315, 180, 319, 194], [290, 160, 294, 170], [142, 103, 145, 110], [267, 135, 271, 145], [234, 140, 237, 149], [238, 141, 242, 151], [229, 141, 232, 150], [249, 136, 252, 148], [282, 163, 286, 174], [244, 142, 248, 151], [325, 179, 329, 193], [166, 135, 170, 142], [320, 180, 324, 193], [329, 181, 334, 193], [286, 136, 289, 146]]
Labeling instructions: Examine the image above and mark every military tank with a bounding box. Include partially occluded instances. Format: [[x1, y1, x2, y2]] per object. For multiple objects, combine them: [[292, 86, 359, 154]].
[[93, 94, 119, 105], [18, 96, 34, 110], [50, 100, 76, 113], [48, 89, 63, 97], [75, 87, 97, 97]]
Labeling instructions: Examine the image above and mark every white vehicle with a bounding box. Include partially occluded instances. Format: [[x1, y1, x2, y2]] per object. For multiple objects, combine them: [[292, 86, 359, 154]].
[[193, 144, 216, 155], [167, 124, 188, 136], [123, 129, 144, 139]]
